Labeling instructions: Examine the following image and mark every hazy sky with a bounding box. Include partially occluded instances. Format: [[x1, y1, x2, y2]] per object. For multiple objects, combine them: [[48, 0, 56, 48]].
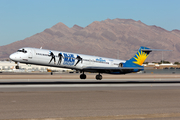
[[0, 0, 180, 46]]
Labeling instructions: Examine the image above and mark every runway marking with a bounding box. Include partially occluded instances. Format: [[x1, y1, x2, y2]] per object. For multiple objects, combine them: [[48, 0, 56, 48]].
[[1, 78, 180, 88], [6, 113, 180, 120], [1, 78, 180, 81], [0, 83, 180, 88]]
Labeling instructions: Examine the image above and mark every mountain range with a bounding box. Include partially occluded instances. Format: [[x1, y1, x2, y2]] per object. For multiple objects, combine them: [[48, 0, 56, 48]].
[[1, 18, 180, 62]]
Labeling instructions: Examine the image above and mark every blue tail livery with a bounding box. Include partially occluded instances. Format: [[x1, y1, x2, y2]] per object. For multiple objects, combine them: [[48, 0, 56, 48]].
[[124, 46, 151, 68]]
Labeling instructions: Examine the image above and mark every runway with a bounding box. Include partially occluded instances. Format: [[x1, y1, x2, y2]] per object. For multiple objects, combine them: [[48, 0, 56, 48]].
[[1, 79, 180, 92], [0, 76, 180, 119]]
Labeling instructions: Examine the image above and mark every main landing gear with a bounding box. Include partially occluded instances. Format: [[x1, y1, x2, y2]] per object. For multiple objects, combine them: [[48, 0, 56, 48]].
[[80, 72, 86, 79], [96, 73, 102, 80], [79, 72, 102, 80]]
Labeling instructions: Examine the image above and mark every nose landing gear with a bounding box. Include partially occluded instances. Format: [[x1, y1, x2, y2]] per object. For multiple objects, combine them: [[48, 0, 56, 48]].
[[15, 62, 20, 69], [15, 66, 19, 69]]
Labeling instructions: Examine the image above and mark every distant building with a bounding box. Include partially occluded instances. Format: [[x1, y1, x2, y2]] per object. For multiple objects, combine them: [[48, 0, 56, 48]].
[[143, 62, 179, 69], [0, 61, 71, 73]]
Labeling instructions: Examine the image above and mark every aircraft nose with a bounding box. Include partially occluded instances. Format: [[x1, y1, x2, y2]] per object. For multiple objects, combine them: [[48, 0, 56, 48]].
[[9, 53, 16, 61]]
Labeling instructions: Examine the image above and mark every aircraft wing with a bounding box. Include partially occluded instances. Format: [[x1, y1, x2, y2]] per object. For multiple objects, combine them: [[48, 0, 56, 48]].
[[82, 66, 144, 73]]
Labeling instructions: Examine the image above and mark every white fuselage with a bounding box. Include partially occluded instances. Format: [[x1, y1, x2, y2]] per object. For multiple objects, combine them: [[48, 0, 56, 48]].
[[10, 47, 126, 71]]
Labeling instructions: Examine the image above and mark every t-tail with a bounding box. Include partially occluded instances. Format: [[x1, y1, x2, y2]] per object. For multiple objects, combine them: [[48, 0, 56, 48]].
[[123, 46, 152, 68]]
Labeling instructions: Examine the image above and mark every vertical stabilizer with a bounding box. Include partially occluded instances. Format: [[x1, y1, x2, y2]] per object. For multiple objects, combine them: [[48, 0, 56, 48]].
[[124, 46, 151, 67]]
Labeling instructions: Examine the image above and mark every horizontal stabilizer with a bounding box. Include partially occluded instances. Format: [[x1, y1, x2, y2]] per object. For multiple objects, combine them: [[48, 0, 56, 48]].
[[141, 49, 171, 52]]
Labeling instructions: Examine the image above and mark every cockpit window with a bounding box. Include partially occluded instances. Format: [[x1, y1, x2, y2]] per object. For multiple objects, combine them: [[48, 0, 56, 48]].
[[17, 49, 27, 53]]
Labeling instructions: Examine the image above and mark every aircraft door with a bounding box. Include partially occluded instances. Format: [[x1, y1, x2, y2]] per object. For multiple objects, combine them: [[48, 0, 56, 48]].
[[109, 60, 114, 67], [28, 49, 33, 59]]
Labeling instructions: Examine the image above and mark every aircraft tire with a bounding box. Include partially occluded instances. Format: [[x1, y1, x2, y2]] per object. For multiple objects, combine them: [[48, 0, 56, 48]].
[[15, 66, 19, 69], [80, 74, 86, 79], [96, 74, 102, 80]]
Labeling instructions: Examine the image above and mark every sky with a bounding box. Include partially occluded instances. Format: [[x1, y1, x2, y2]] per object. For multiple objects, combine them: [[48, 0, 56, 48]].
[[0, 0, 180, 46]]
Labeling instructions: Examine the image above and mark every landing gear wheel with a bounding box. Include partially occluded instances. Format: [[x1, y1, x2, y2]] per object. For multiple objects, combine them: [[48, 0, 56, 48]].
[[51, 72, 53, 75], [80, 74, 86, 79], [96, 74, 102, 80], [15, 65, 19, 69]]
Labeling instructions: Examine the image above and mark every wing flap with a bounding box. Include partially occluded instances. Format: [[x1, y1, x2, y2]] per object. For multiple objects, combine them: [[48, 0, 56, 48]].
[[83, 66, 143, 70]]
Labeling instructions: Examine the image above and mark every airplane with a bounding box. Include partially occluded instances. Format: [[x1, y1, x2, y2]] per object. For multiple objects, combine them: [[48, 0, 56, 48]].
[[9, 46, 158, 80]]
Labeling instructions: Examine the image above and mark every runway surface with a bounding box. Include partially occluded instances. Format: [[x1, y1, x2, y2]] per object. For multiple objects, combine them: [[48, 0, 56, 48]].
[[0, 75, 180, 120], [1, 79, 180, 92]]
